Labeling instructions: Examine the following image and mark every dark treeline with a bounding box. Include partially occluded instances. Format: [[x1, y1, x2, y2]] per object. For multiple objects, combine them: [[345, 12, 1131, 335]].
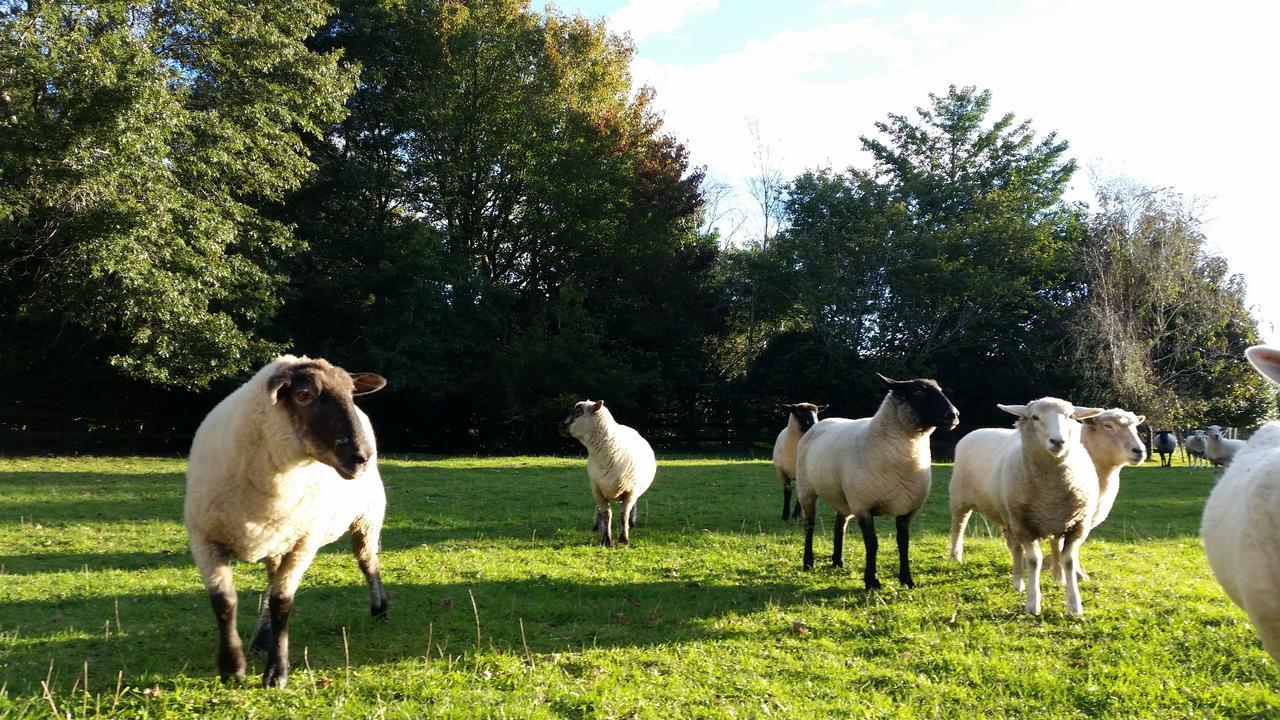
[[1, 0, 1272, 455]]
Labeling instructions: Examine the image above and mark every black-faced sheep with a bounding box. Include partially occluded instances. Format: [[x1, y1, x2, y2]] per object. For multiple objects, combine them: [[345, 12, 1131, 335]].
[[185, 355, 388, 688], [772, 402, 827, 521], [1203, 346, 1280, 663], [559, 400, 656, 546], [796, 375, 958, 590], [1152, 430, 1177, 467]]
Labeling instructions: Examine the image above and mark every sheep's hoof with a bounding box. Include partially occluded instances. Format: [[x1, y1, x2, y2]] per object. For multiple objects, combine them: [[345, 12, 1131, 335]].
[[262, 661, 289, 689], [864, 575, 882, 591], [1076, 570, 1090, 582], [251, 628, 271, 655], [372, 600, 389, 618], [219, 649, 247, 682], [899, 572, 915, 588]]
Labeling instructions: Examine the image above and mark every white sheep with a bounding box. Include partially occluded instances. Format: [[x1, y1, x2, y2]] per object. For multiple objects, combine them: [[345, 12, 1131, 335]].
[[560, 400, 656, 546], [185, 355, 388, 688], [1184, 429, 1208, 467], [1202, 345, 1280, 663], [1205, 424, 1247, 467], [772, 402, 827, 522], [796, 374, 958, 589], [950, 398, 1102, 615]]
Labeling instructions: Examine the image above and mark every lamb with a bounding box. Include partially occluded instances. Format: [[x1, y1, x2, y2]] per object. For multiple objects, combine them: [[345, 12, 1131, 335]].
[[185, 355, 388, 688], [1184, 429, 1208, 467], [950, 398, 1103, 615], [772, 403, 827, 521], [559, 399, 656, 546], [796, 374, 958, 589], [1152, 430, 1177, 467], [1205, 424, 1247, 468], [1202, 345, 1280, 663]]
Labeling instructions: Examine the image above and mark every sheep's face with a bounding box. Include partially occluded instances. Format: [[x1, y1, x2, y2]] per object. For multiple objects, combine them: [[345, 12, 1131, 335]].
[[999, 398, 1103, 458], [1081, 409, 1147, 466], [268, 360, 387, 479], [560, 400, 603, 441], [781, 402, 827, 433], [877, 374, 959, 431], [1206, 425, 1224, 440]]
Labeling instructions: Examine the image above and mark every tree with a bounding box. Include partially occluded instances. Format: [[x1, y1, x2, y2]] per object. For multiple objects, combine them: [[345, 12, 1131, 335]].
[[1070, 178, 1274, 429], [0, 0, 356, 393]]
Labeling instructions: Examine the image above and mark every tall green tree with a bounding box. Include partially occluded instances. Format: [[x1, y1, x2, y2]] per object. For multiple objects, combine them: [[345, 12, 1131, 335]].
[[0, 0, 355, 393]]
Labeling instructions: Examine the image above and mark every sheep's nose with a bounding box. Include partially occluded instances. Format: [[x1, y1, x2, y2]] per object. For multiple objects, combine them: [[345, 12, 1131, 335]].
[[1132, 447, 1143, 455], [350, 449, 369, 466], [1049, 438, 1065, 449]]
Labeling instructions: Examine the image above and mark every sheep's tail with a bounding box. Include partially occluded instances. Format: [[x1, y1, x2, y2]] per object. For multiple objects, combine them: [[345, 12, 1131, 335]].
[[950, 508, 972, 562]]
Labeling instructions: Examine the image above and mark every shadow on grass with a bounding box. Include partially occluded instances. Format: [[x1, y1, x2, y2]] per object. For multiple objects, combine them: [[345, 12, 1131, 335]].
[[1, 573, 871, 696]]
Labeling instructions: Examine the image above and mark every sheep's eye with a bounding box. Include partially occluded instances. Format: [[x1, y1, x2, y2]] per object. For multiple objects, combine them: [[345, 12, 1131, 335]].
[[1031, 415, 1040, 422], [1104, 423, 1114, 430], [295, 389, 313, 403]]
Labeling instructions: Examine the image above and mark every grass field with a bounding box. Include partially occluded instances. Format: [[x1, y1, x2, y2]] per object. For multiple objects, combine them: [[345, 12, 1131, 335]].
[[0, 454, 1275, 718]]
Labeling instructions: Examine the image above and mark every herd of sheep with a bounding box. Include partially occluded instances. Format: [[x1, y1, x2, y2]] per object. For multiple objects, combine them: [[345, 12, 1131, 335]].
[[181, 348, 1280, 688]]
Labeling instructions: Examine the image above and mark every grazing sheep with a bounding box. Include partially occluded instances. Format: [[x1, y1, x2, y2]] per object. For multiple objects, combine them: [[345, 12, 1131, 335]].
[[772, 402, 827, 521], [796, 374, 958, 589], [951, 398, 1103, 615], [1203, 345, 1280, 663], [1184, 429, 1208, 467], [185, 356, 388, 688], [1205, 425, 1247, 468], [1152, 430, 1177, 467], [559, 400, 656, 546]]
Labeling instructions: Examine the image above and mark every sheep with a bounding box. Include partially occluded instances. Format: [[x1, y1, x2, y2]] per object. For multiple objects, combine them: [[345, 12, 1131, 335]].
[[950, 398, 1103, 615], [559, 399, 656, 546], [1205, 424, 1247, 468], [1184, 429, 1208, 467], [185, 355, 388, 688], [1202, 345, 1280, 663], [1152, 430, 1177, 467], [772, 402, 827, 521], [796, 374, 958, 590]]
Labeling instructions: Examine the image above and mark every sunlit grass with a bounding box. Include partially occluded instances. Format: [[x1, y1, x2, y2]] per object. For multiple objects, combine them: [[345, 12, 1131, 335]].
[[0, 454, 1273, 718]]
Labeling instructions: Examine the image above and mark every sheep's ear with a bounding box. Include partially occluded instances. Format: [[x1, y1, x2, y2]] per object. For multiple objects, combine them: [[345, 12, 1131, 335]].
[[817, 404, 829, 414], [1246, 346, 1280, 384], [997, 404, 1027, 418], [592, 399, 604, 412], [876, 373, 899, 391], [1135, 415, 1147, 425], [350, 373, 387, 396], [267, 373, 290, 405], [1071, 406, 1105, 420], [778, 403, 794, 413]]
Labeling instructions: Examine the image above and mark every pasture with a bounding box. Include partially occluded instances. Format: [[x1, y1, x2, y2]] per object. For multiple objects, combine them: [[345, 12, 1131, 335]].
[[0, 455, 1274, 718]]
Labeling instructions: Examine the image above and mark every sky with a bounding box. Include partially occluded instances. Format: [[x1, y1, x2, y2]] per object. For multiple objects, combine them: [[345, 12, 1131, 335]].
[[549, 0, 1280, 344]]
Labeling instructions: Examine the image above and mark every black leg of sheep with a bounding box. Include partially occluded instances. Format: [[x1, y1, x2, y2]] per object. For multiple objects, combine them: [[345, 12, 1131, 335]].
[[832, 511, 848, 568], [782, 482, 794, 522], [896, 514, 915, 588], [858, 516, 881, 590]]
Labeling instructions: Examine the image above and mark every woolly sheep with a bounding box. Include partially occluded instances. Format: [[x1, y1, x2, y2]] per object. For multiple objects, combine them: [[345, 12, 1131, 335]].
[[1184, 429, 1208, 467], [559, 400, 656, 546], [772, 402, 827, 521], [950, 398, 1103, 615], [1205, 424, 1247, 468], [1203, 346, 1280, 663], [796, 374, 958, 589], [1152, 430, 1177, 467], [185, 355, 388, 688]]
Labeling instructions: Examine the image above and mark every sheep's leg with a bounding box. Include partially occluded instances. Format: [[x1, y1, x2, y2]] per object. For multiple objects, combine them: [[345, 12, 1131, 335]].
[[895, 514, 914, 588], [617, 491, 636, 546], [1021, 538, 1043, 615], [780, 471, 794, 522], [858, 516, 881, 590], [599, 503, 614, 547], [192, 539, 246, 683], [1060, 527, 1087, 616], [1007, 530, 1025, 592], [591, 485, 606, 532], [261, 543, 318, 689], [629, 503, 638, 529], [949, 505, 972, 562], [251, 556, 280, 653], [831, 511, 848, 568], [1048, 537, 1066, 585], [351, 517, 389, 617], [800, 491, 818, 570]]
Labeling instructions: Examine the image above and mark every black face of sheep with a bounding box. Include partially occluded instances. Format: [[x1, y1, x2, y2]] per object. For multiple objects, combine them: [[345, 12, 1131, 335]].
[[268, 361, 387, 479], [877, 374, 960, 431], [782, 402, 828, 432]]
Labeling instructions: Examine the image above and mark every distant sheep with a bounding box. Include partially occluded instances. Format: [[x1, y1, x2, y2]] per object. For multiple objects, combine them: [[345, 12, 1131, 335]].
[[185, 355, 388, 688], [772, 402, 826, 521], [1152, 430, 1177, 467], [950, 398, 1102, 615], [1184, 430, 1208, 467], [560, 400, 656, 546], [1203, 346, 1280, 663], [797, 374, 958, 589], [1205, 425, 1247, 468]]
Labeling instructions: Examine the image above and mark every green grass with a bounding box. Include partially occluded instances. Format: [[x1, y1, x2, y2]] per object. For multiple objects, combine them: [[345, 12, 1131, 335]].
[[0, 454, 1274, 718]]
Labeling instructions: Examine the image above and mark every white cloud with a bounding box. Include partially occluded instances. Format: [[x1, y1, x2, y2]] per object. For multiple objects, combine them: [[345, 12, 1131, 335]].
[[818, 0, 880, 11], [610, 0, 718, 42], [629, 0, 1280, 342]]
